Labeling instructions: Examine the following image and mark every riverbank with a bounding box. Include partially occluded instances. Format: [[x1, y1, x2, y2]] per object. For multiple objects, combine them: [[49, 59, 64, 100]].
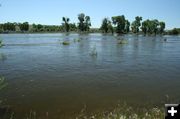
[[0, 103, 164, 119]]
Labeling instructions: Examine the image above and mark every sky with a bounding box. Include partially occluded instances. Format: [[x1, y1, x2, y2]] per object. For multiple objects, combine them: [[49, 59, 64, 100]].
[[0, 0, 179, 29]]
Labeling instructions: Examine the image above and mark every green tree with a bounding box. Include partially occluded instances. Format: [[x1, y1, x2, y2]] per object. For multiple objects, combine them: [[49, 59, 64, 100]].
[[84, 16, 91, 31], [100, 18, 114, 34], [31, 24, 43, 32], [69, 23, 77, 31], [62, 17, 70, 32], [112, 15, 126, 34], [141, 19, 166, 35], [2, 22, 16, 32], [107, 21, 114, 34], [169, 28, 179, 35], [78, 13, 85, 31], [77, 13, 91, 32], [125, 20, 130, 33], [141, 20, 148, 35], [152, 19, 159, 35], [159, 21, 165, 34], [19, 22, 29, 32], [100, 18, 109, 33], [131, 16, 142, 33]]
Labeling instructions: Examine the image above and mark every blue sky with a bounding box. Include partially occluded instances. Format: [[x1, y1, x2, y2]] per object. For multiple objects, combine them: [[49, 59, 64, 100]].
[[0, 0, 179, 29]]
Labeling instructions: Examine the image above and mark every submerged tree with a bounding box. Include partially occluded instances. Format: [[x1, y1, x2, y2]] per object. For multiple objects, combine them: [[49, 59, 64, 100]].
[[131, 16, 142, 34], [62, 17, 70, 32], [112, 15, 126, 34], [78, 13, 91, 32]]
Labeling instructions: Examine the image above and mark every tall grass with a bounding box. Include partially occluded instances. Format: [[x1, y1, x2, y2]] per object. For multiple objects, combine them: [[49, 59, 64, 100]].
[[4, 105, 164, 119], [76, 104, 164, 119]]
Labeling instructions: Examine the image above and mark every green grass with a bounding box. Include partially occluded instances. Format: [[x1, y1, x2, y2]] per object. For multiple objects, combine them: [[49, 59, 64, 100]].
[[76, 104, 164, 119], [4, 105, 164, 119]]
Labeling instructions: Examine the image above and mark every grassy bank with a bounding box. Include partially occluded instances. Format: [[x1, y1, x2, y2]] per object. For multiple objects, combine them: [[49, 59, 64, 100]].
[[0, 104, 164, 119], [76, 104, 164, 119]]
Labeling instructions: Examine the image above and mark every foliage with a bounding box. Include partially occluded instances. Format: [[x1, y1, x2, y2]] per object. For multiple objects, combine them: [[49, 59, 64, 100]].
[[159, 22, 165, 34], [141, 19, 166, 35], [131, 16, 142, 34], [124, 20, 130, 33], [100, 18, 114, 34], [31, 24, 44, 32], [76, 104, 164, 119], [168, 28, 180, 35], [112, 15, 126, 34], [69, 23, 77, 31], [0, 14, 170, 35], [62, 17, 70, 32], [19, 22, 29, 32], [2, 22, 16, 32], [100, 18, 109, 33], [78, 13, 91, 32]]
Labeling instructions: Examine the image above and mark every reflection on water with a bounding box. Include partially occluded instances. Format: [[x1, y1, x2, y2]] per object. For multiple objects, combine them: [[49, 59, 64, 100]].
[[0, 33, 180, 118]]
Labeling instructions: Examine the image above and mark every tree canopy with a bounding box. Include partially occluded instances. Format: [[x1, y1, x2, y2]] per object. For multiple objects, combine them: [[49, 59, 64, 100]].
[[0, 13, 169, 35], [78, 13, 91, 32], [131, 16, 142, 34], [62, 17, 70, 32], [141, 19, 166, 35], [19, 22, 29, 32], [112, 15, 126, 34]]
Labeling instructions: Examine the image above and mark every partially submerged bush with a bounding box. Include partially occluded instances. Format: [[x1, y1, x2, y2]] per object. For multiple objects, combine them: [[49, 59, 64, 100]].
[[118, 39, 128, 44], [62, 41, 70, 45], [90, 45, 97, 56]]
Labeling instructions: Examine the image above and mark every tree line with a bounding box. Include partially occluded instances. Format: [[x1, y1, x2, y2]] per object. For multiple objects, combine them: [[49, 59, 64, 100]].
[[0, 13, 178, 35]]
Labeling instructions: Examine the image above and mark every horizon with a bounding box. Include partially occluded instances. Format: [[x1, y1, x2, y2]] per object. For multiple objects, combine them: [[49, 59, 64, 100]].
[[0, 0, 180, 30]]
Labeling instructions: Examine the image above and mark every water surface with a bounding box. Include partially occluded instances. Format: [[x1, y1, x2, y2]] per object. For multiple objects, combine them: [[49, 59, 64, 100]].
[[0, 33, 180, 118]]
